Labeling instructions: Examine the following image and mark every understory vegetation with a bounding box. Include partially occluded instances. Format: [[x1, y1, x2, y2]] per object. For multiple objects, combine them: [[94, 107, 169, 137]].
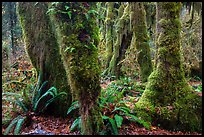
[[2, 65, 202, 135], [2, 2, 202, 135]]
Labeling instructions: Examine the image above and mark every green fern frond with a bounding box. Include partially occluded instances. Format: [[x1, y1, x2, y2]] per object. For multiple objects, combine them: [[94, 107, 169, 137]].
[[67, 100, 79, 115], [32, 80, 48, 105], [3, 93, 28, 112], [126, 113, 150, 130], [2, 118, 12, 126], [70, 116, 81, 132], [4, 115, 21, 135], [32, 72, 42, 104], [114, 114, 123, 128], [14, 116, 26, 135], [14, 97, 28, 112], [102, 116, 118, 135], [2, 92, 21, 97], [33, 89, 54, 112], [112, 106, 130, 114], [39, 92, 67, 113]]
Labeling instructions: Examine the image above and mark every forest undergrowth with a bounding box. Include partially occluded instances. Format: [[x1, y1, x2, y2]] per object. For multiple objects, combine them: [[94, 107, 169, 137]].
[[2, 55, 202, 135]]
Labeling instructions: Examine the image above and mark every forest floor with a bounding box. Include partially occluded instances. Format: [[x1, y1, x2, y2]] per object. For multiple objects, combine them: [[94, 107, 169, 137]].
[[2, 78, 202, 135], [2, 48, 202, 135]]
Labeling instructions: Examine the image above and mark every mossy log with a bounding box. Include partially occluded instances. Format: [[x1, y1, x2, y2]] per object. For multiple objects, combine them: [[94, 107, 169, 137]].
[[135, 2, 202, 132], [17, 2, 71, 117], [49, 2, 104, 135]]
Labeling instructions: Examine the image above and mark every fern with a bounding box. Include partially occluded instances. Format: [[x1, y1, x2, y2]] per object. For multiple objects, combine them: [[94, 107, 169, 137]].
[[112, 106, 130, 114], [3, 92, 28, 112], [4, 115, 21, 135], [125, 113, 150, 130], [114, 114, 123, 128], [70, 116, 81, 131], [102, 116, 118, 135], [40, 92, 67, 113], [33, 86, 67, 113], [14, 116, 26, 135], [31, 72, 42, 104], [67, 100, 79, 115], [32, 80, 48, 105], [33, 87, 56, 110]]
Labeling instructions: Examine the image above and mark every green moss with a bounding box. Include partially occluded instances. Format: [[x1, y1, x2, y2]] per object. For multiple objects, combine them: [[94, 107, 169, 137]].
[[106, 3, 132, 78], [135, 2, 202, 132], [50, 2, 104, 135], [131, 2, 153, 82], [17, 2, 71, 117]]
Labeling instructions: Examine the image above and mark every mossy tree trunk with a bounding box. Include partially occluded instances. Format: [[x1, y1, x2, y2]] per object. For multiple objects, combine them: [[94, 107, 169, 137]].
[[130, 2, 153, 83], [105, 2, 114, 69], [97, 2, 106, 41], [17, 2, 71, 117], [144, 2, 156, 66], [106, 3, 132, 79], [135, 2, 202, 132], [49, 2, 104, 135]]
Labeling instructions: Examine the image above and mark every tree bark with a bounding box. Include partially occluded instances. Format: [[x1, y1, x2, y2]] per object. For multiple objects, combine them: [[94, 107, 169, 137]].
[[17, 2, 71, 117], [130, 2, 153, 83], [49, 2, 104, 135], [105, 2, 114, 69], [8, 2, 15, 58], [106, 3, 132, 79], [135, 2, 202, 132]]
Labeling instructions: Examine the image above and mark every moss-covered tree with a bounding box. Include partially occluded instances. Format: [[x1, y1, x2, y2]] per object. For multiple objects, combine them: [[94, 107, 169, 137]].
[[144, 2, 157, 67], [135, 2, 202, 132], [130, 2, 153, 82], [106, 3, 132, 79], [17, 2, 71, 117], [104, 2, 114, 70], [49, 2, 104, 135]]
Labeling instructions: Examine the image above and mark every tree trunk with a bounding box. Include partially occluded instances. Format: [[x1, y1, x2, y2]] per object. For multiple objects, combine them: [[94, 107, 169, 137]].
[[13, 3, 19, 51], [49, 2, 104, 135], [107, 3, 132, 79], [105, 2, 114, 69], [130, 2, 153, 83], [135, 2, 202, 132], [8, 2, 15, 58], [17, 2, 71, 117]]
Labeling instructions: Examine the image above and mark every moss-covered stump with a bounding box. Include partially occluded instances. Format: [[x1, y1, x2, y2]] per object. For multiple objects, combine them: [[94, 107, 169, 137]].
[[130, 2, 153, 83], [49, 2, 104, 135], [135, 2, 202, 132], [17, 2, 71, 117]]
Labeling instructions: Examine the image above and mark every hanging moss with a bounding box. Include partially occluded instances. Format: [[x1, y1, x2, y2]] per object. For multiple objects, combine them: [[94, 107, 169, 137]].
[[135, 2, 202, 132], [49, 2, 104, 135], [17, 2, 71, 117], [130, 2, 153, 83]]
